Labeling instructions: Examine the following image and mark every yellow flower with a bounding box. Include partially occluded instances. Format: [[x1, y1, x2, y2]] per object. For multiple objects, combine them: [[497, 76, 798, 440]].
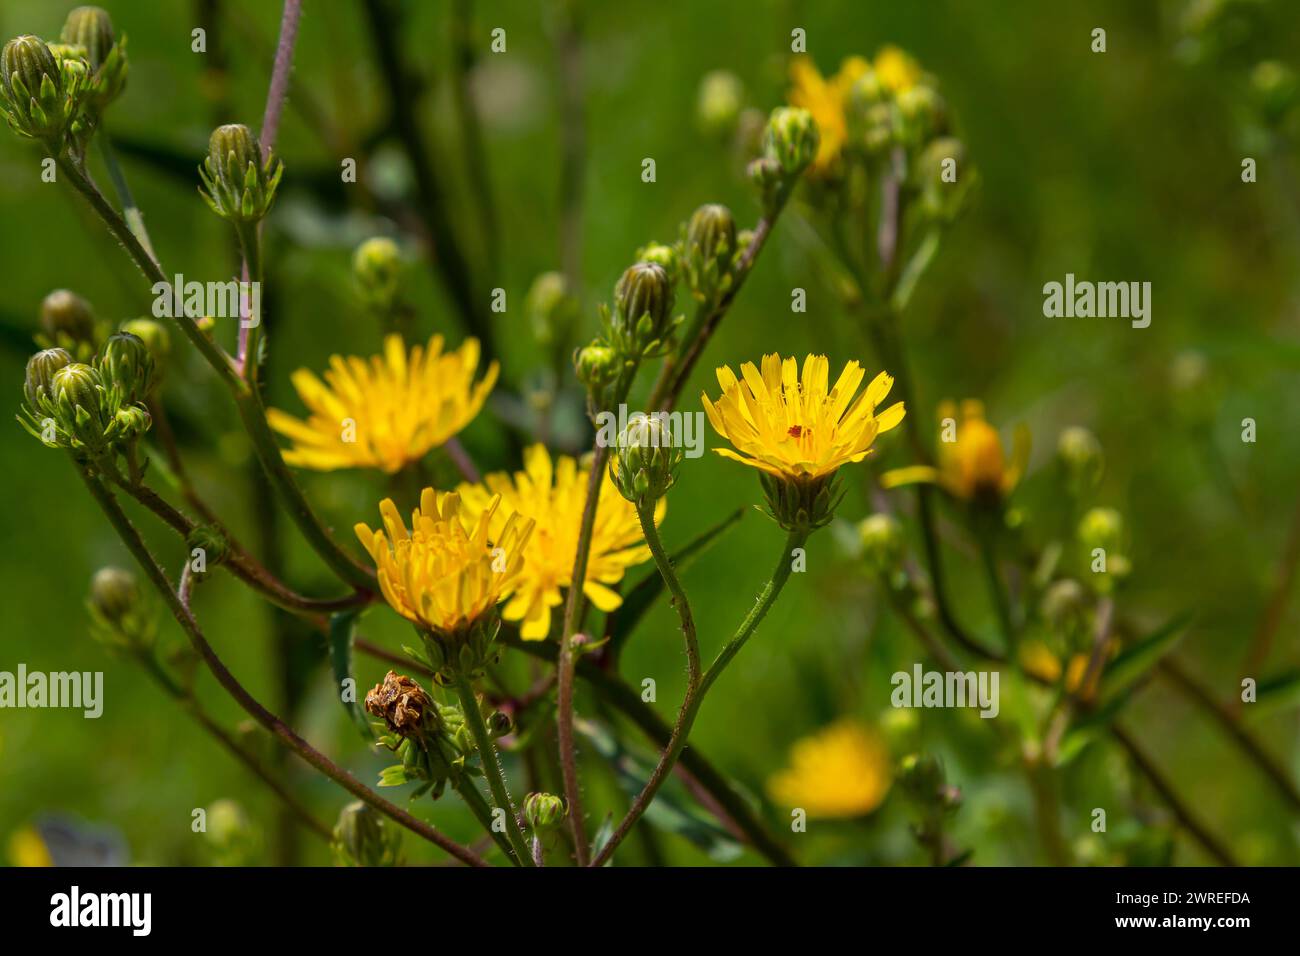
[[702, 353, 905, 482], [873, 44, 922, 94], [882, 399, 1029, 503], [1019, 639, 1114, 701], [768, 719, 892, 818], [787, 55, 870, 174], [454, 444, 662, 641], [7, 826, 52, 867], [268, 334, 498, 474], [354, 489, 531, 635]]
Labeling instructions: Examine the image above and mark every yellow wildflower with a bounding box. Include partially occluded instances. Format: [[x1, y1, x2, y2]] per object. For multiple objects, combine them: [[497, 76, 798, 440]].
[[768, 719, 892, 818], [455, 444, 662, 641], [7, 826, 53, 867], [354, 489, 531, 635], [702, 353, 905, 482], [873, 44, 921, 94], [882, 399, 1029, 504], [1019, 639, 1114, 701], [787, 55, 870, 174], [268, 334, 497, 474]]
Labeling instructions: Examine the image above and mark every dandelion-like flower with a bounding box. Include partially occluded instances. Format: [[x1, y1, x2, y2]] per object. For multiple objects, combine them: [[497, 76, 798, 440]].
[[354, 489, 531, 644], [882, 399, 1028, 505], [268, 334, 497, 474], [873, 44, 921, 94], [703, 352, 904, 529], [767, 719, 892, 819], [787, 55, 870, 175], [454, 444, 662, 641]]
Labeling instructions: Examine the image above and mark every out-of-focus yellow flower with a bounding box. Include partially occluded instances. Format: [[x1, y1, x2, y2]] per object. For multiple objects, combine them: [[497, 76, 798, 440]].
[[787, 55, 870, 174], [874, 44, 921, 94], [702, 353, 905, 481], [454, 444, 662, 641], [7, 826, 52, 867], [768, 719, 892, 818], [268, 334, 497, 474], [1019, 640, 1114, 701], [354, 489, 531, 635], [882, 399, 1029, 504]]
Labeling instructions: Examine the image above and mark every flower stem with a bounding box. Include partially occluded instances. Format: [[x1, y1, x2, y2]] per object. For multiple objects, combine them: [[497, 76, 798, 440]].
[[80, 466, 487, 866], [451, 775, 520, 865], [452, 672, 535, 866], [592, 524, 805, 866], [95, 131, 157, 262], [977, 528, 1015, 652]]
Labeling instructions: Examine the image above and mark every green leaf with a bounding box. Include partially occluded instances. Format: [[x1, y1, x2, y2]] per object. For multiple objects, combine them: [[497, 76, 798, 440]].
[[1245, 669, 1300, 721], [576, 717, 743, 863], [606, 507, 745, 652], [1097, 613, 1192, 708], [328, 609, 373, 740]]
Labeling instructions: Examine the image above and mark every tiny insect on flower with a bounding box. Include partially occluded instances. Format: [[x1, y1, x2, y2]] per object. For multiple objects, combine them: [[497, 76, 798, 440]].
[[268, 334, 498, 474]]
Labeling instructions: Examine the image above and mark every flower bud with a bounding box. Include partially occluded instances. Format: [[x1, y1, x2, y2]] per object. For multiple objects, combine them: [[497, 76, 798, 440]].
[[353, 236, 403, 312], [683, 203, 736, 304], [51, 362, 104, 434], [696, 69, 743, 140], [488, 709, 514, 738], [524, 792, 567, 832], [332, 800, 401, 867], [898, 753, 946, 804], [106, 403, 151, 443], [611, 261, 676, 355], [1056, 425, 1103, 491], [634, 242, 680, 286], [40, 289, 96, 352], [120, 318, 170, 382], [60, 7, 114, 71], [198, 123, 284, 224], [204, 799, 258, 865], [98, 331, 154, 402], [1039, 578, 1089, 647], [916, 137, 972, 223], [524, 270, 576, 349], [186, 524, 229, 570], [763, 106, 819, 176], [0, 35, 80, 143], [1078, 507, 1130, 585], [365, 671, 434, 739], [24, 347, 72, 409], [858, 513, 904, 574], [87, 565, 154, 648], [610, 413, 684, 507], [1251, 61, 1298, 126], [895, 84, 947, 146], [575, 340, 620, 392]]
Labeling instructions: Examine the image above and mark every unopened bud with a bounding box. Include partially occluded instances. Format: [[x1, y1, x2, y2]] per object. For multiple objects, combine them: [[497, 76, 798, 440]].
[[40, 289, 96, 351], [353, 236, 403, 312], [763, 106, 819, 176], [198, 123, 284, 224], [24, 347, 72, 409], [332, 800, 401, 867], [98, 331, 154, 402], [1056, 426, 1103, 491], [524, 792, 567, 832], [696, 70, 743, 140], [610, 413, 683, 507], [611, 261, 676, 356], [683, 203, 736, 304], [858, 513, 904, 574]]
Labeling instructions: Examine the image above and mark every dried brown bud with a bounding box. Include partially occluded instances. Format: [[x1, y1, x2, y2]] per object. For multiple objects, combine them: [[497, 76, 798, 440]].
[[364, 670, 432, 737]]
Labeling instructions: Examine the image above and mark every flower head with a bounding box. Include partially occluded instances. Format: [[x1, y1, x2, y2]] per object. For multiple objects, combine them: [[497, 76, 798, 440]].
[[455, 444, 662, 640], [354, 489, 531, 637], [269, 334, 497, 473], [882, 399, 1028, 505], [767, 719, 892, 819], [703, 353, 904, 482], [786, 55, 868, 174], [873, 45, 921, 94]]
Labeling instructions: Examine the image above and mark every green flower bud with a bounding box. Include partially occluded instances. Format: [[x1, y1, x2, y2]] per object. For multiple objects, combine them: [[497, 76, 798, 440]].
[[23, 347, 72, 409], [683, 203, 736, 304], [916, 137, 973, 223], [332, 800, 402, 867], [198, 123, 284, 224], [524, 270, 576, 349], [488, 709, 514, 738], [861, 101, 899, 155], [98, 331, 155, 402], [634, 242, 680, 286], [0, 35, 83, 144], [523, 792, 567, 832], [1251, 61, 1298, 126], [575, 340, 620, 393], [186, 524, 229, 570], [858, 513, 904, 574], [204, 799, 259, 865], [353, 236, 403, 312], [611, 261, 676, 356], [696, 69, 744, 140], [60, 6, 114, 71], [763, 106, 819, 176], [898, 753, 947, 804], [87, 565, 154, 648], [895, 84, 947, 146], [106, 403, 151, 443], [1056, 426, 1103, 492], [747, 155, 785, 212], [1079, 507, 1130, 586], [120, 318, 170, 382], [1039, 578, 1089, 643], [39, 289, 96, 351], [610, 413, 684, 507], [50, 362, 105, 437]]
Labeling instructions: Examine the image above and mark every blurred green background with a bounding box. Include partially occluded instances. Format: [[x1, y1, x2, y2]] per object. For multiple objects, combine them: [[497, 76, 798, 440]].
[[1, 0, 1298, 866]]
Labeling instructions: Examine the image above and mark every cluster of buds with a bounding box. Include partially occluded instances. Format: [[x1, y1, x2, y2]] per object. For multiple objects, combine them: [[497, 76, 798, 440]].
[[86, 565, 155, 650], [680, 203, 738, 307], [19, 324, 155, 461], [57, 6, 127, 120], [198, 123, 283, 225], [366, 671, 476, 799], [331, 801, 402, 868], [748, 106, 819, 212], [609, 412, 684, 510]]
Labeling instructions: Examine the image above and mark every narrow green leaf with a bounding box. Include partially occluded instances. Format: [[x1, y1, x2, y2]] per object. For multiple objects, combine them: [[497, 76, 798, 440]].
[[1245, 669, 1300, 721], [328, 609, 372, 740], [1097, 613, 1192, 707]]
